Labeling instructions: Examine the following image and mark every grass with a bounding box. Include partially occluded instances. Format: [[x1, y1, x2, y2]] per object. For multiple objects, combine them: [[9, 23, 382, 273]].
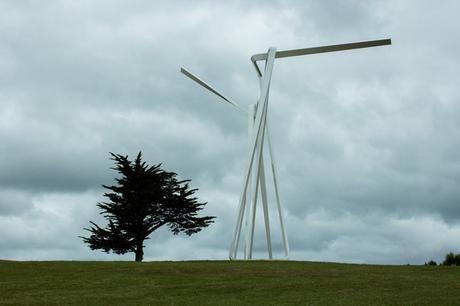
[[1, 260, 459, 305]]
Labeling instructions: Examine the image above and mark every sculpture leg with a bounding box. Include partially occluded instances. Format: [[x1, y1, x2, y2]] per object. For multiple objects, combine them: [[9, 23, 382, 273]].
[[244, 170, 252, 259], [259, 152, 273, 259], [229, 184, 248, 259], [266, 124, 290, 257], [244, 104, 256, 259]]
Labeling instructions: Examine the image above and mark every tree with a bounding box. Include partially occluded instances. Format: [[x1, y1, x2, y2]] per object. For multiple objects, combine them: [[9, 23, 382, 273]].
[[442, 252, 460, 266], [81, 152, 215, 262], [424, 260, 437, 266]]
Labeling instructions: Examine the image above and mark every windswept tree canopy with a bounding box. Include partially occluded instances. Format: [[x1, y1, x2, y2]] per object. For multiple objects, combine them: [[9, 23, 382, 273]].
[[81, 152, 215, 261]]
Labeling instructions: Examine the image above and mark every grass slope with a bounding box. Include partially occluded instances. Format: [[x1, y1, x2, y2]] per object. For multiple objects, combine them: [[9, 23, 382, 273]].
[[1, 260, 459, 305]]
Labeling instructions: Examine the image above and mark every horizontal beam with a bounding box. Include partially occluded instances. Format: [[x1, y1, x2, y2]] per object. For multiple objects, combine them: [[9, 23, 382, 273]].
[[251, 38, 391, 62]]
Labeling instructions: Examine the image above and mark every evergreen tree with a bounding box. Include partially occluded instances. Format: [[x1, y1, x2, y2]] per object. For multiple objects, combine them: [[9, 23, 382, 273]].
[[81, 152, 215, 262], [442, 252, 460, 266]]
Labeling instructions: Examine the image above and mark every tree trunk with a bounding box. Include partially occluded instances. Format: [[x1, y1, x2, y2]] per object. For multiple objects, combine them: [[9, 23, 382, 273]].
[[135, 242, 144, 262]]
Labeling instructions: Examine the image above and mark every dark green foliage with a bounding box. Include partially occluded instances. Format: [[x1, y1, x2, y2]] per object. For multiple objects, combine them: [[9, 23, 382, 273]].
[[424, 260, 437, 266], [81, 152, 215, 261], [442, 252, 460, 266]]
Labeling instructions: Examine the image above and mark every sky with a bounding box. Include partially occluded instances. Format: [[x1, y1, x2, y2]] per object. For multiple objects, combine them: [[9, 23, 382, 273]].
[[1, 0, 460, 264]]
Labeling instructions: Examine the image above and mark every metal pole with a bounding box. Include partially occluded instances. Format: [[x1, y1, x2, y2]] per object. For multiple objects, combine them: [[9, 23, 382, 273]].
[[266, 125, 290, 257], [259, 152, 273, 259], [244, 104, 255, 259]]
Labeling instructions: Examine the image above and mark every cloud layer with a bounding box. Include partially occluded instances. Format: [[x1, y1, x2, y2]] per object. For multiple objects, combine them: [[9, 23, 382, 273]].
[[1, 0, 459, 264]]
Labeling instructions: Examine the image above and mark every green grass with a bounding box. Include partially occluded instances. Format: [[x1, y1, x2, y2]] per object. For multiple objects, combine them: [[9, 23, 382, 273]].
[[1, 260, 459, 305]]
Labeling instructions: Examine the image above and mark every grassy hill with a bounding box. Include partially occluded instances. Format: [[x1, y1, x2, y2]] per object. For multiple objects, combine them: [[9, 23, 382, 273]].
[[1, 260, 459, 305]]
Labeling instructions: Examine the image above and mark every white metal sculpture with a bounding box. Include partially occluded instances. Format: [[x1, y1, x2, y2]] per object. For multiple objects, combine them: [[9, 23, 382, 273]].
[[181, 38, 391, 260]]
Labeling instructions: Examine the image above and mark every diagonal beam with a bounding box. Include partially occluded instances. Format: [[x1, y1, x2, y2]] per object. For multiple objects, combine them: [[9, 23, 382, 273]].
[[180, 67, 246, 113], [266, 124, 289, 257], [259, 152, 272, 259], [251, 38, 391, 62]]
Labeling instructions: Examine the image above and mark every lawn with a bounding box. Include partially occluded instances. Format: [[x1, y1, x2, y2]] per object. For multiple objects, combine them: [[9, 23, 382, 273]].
[[1, 260, 459, 305]]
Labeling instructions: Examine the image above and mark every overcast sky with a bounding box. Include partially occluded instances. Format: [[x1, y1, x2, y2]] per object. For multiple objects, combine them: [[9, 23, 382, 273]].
[[1, 0, 460, 264]]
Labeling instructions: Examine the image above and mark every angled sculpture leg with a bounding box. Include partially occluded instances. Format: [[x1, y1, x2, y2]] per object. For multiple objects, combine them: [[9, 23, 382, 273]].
[[244, 169, 252, 259], [266, 124, 290, 257], [259, 152, 273, 259], [247, 151, 259, 259], [244, 104, 256, 259], [229, 184, 248, 259]]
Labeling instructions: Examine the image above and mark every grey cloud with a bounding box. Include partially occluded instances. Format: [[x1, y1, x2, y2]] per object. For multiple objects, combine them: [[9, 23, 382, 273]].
[[1, 0, 460, 263], [0, 189, 33, 216]]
